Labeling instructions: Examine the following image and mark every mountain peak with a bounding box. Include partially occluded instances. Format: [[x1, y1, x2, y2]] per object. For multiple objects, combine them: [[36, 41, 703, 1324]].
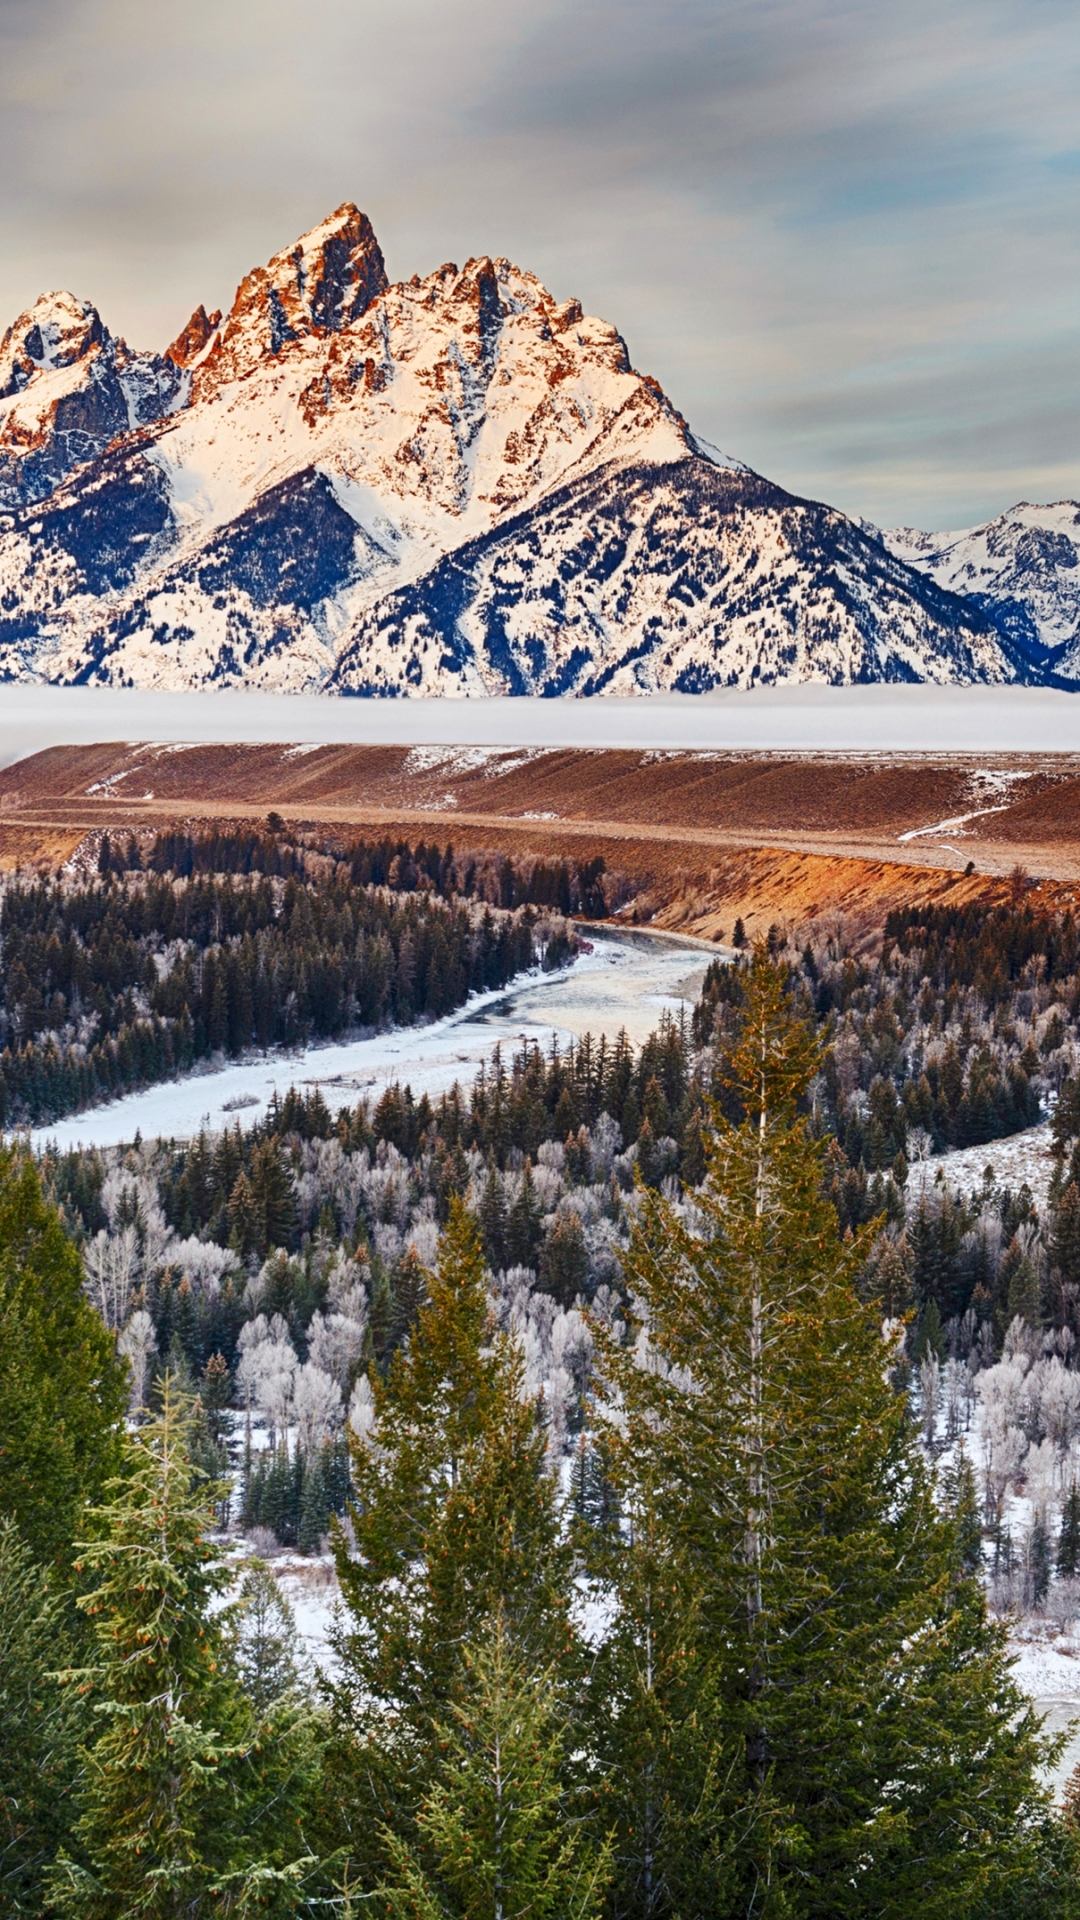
[[0, 290, 106, 399], [197, 203, 388, 391], [165, 303, 222, 369]]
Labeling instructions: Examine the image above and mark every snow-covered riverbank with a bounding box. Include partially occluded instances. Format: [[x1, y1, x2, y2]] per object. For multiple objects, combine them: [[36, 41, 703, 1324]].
[[30, 928, 709, 1153]]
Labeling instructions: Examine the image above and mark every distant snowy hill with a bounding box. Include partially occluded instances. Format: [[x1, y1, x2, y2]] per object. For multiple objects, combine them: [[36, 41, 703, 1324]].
[[0, 204, 1044, 694], [882, 503, 1080, 681]]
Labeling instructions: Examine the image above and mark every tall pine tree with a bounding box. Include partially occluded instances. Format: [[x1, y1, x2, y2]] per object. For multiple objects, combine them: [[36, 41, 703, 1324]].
[[594, 950, 1057, 1919], [326, 1201, 575, 1889], [49, 1379, 322, 1920], [0, 1146, 126, 1565]]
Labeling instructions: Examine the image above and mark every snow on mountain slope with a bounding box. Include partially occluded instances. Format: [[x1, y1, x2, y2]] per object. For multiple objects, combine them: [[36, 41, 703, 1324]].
[[0, 202, 1047, 693], [329, 458, 1024, 696], [883, 503, 1080, 678]]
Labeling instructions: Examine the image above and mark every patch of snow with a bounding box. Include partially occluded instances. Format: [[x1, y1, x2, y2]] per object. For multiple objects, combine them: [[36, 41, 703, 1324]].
[[910, 1123, 1056, 1210]]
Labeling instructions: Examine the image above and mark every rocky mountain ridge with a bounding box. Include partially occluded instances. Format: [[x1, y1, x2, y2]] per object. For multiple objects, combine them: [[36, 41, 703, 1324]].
[[882, 503, 1080, 679], [0, 203, 1052, 694]]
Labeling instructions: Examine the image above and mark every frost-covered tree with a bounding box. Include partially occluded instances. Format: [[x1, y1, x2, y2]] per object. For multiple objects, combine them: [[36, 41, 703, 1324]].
[[117, 1308, 157, 1413], [292, 1362, 342, 1456], [81, 1225, 141, 1333]]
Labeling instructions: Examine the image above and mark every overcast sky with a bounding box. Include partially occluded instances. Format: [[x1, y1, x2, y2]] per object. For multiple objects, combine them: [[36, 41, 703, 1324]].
[[1, 0, 1079, 528]]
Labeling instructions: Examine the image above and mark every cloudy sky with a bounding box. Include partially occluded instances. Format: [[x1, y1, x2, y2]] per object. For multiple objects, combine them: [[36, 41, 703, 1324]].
[[1, 0, 1079, 528]]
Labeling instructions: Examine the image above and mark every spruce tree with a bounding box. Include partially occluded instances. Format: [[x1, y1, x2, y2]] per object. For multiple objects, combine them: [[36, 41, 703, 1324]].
[[326, 1201, 575, 1888], [0, 1519, 84, 1916], [594, 950, 1057, 1919], [376, 1616, 612, 1920], [539, 1207, 589, 1308], [298, 1448, 329, 1554], [942, 1443, 983, 1576], [1029, 1517, 1053, 1610], [233, 1558, 302, 1716], [0, 1146, 126, 1565], [49, 1378, 321, 1919], [1058, 1483, 1080, 1578]]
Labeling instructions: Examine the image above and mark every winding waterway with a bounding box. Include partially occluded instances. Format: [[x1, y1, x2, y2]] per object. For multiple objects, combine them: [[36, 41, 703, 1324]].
[[30, 926, 711, 1153]]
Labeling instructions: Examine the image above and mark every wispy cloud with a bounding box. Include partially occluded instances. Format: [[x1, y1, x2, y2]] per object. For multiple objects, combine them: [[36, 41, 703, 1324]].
[[0, 0, 1078, 525]]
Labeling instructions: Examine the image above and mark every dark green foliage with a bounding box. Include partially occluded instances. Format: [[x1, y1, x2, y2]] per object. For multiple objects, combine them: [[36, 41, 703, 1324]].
[[324, 1203, 576, 1891], [49, 1381, 322, 1919], [695, 900, 1057, 1181], [0, 1519, 85, 1916], [1059, 1484, 1080, 1578], [375, 1621, 612, 1920], [594, 952, 1057, 1919], [942, 1446, 984, 1576], [232, 1559, 301, 1715], [0, 1146, 126, 1565], [241, 1440, 350, 1551], [1029, 1517, 1053, 1610], [538, 1207, 588, 1306]]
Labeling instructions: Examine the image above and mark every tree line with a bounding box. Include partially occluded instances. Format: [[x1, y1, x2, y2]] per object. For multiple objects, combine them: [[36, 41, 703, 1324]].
[[694, 893, 1070, 1170]]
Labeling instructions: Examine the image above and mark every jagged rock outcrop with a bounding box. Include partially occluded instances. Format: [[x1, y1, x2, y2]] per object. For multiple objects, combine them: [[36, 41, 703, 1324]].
[[0, 203, 1056, 692], [165, 305, 222, 369]]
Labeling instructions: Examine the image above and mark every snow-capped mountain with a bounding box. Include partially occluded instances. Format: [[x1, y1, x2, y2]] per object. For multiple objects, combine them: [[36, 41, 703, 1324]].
[[882, 503, 1080, 680], [0, 291, 186, 508], [0, 203, 1041, 694]]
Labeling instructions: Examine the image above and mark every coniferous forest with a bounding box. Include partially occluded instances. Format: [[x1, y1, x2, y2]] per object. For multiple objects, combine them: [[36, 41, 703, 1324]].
[[0, 828, 605, 1127], [9, 852, 1080, 1914]]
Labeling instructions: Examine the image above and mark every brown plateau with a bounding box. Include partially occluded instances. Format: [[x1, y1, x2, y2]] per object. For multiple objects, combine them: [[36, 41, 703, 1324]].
[[3, 740, 1080, 942]]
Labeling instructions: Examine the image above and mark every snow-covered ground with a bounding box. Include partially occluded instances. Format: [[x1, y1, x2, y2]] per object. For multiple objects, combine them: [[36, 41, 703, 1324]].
[[911, 1123, 1057, 1210], [2, 683, 1080, 773], [30, 929, 707, 1153]]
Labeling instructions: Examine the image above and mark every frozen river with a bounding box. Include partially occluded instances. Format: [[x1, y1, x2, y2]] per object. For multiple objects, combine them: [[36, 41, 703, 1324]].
[[31, 927, 712, 1153]]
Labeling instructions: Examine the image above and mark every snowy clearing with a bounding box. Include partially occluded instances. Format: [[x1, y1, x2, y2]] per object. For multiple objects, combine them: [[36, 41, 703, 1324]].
[[911, 1123, 1057, 1210]]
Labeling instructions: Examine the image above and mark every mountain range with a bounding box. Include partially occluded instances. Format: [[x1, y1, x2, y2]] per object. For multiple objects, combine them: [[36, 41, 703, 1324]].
[[0, 203, 1072, 695]]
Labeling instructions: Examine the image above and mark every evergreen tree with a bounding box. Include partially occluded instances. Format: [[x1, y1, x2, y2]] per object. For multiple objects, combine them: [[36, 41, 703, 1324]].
[[595, 950, 1057, 1919], [1029, 1517, 1053, 1610], [1004, 1240, 1042, 1331], [1058, 1483, 1080, 1579], [0, 1146, 126, 1564], [376, 1617, 612, 1920], [478, 1167, 508, 1273], [506, 1161, 541, 1269], [233, 1558, 302, 1716], [538, 1208, 589, 1308], [298, 1448, 329, 1554], [0, 1519, 84, 1916], [49, 1379, 321, 1919], [326, 1202, 575, 1890], [942, 1444, 983, 1576]]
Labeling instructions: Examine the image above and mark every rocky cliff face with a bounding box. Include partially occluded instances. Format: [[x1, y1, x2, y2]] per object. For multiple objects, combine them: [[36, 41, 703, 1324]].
[[0, 290, 186, 508], [0, 204, 1046, 692]]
